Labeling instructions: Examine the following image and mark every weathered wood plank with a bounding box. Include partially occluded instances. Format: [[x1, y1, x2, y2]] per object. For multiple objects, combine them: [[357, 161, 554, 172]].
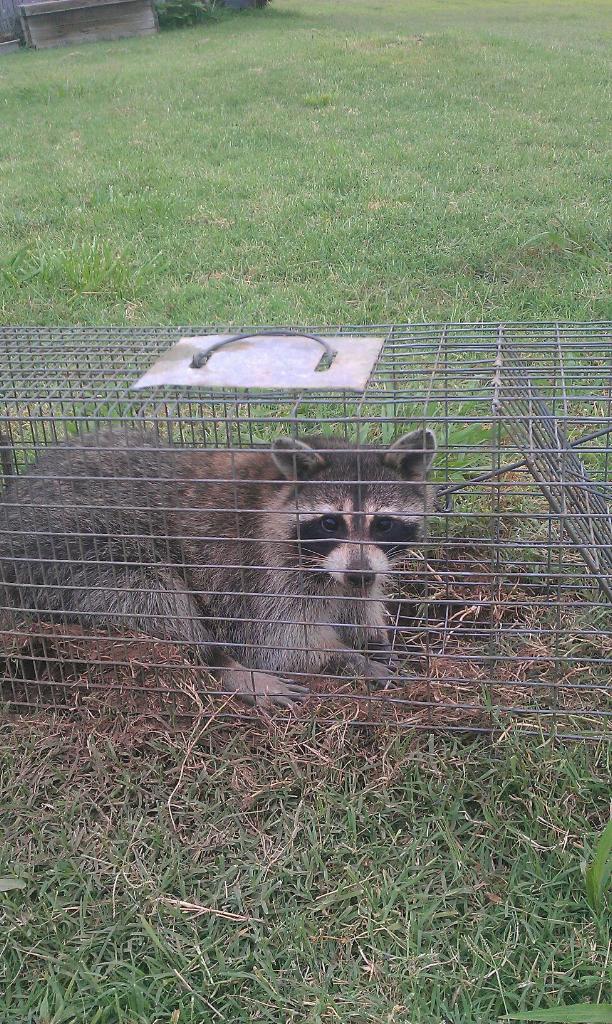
[[21, 0, 137, 17], [0, 0, 20, 38], [20, 0, 157, 48]]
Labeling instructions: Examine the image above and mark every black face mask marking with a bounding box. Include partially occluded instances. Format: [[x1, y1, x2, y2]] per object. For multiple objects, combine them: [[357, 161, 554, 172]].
[[370, 517, 419, 555], [292, 515, 348, 560]]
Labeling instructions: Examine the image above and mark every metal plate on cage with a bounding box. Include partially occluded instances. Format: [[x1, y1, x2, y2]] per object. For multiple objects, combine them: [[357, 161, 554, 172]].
[[132, 333, 385, 392]]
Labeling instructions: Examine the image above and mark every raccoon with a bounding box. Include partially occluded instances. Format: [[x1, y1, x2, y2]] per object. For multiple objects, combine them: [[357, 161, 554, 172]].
[[0, 428, 436, 707]]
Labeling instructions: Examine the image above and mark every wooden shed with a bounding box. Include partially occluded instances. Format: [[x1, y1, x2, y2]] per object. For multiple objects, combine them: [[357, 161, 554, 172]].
[[0, 0, 20, 44], [20, 0, 158, 48]]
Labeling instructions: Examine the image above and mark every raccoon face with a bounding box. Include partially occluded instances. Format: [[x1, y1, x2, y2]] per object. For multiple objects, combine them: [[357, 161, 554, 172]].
[[271, 429, 436, 593]]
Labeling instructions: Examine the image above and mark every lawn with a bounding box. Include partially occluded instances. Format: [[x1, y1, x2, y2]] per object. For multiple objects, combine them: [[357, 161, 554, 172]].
[[0, 0, 610, 325], [1, 721, 610, 1023], [0, 2, 611, 1022]]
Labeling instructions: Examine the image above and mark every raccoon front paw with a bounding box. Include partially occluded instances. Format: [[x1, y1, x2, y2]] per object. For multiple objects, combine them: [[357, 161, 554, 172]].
[[360, 656, 396, 686], [226, 668, 310, 709], [253, 672, 310, 709], [366, 642, 402, 673], [333, 652, 396, 686]]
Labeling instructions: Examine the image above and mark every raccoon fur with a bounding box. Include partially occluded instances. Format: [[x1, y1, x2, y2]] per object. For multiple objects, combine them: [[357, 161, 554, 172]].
[[0, 428, 436, 706]]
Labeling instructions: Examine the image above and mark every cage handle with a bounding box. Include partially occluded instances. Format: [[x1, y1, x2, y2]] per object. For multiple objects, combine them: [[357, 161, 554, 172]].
[[190, 330, 337, 371]]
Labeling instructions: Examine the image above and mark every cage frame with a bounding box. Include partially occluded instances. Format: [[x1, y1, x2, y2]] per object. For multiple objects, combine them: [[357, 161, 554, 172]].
[[1, 321, 610, 740]]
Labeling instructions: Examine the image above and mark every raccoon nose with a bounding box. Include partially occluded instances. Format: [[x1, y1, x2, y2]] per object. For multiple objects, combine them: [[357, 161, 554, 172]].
[[345, 569, 376, 589]]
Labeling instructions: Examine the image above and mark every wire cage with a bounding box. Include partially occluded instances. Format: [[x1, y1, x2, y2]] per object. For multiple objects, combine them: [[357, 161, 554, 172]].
[[0, 322, 610, 739]]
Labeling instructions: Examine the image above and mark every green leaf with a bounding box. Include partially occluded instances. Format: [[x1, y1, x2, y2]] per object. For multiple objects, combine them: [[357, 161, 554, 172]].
[[503, 1005, 612, 1023], [0, 877, 27, 892], [585, 819, 612, 913]]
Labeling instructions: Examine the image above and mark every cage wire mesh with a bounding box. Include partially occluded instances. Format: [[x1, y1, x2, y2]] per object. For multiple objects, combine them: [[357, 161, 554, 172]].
[[0, 322, 610, 739]]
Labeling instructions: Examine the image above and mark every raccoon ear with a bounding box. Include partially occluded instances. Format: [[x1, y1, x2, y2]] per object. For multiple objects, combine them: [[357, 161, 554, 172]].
[[384, 428, 436, 481], [272, 437, 328, 480]]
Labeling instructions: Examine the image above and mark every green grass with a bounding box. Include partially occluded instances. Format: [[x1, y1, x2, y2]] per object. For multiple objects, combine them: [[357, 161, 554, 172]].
[[1, 4, 611, 1020], [1, 722, 610, 1023], [0, 0, 610, 325]]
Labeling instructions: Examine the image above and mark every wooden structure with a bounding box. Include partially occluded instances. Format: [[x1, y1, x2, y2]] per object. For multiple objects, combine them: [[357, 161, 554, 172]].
[[0, 0, 20, 41], [20, 0, 157, 48]]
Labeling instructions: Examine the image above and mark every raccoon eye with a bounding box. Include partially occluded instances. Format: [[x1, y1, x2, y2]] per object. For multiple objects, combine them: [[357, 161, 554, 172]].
[[374, 516, 395, 534], [320, 515, 341, 533]]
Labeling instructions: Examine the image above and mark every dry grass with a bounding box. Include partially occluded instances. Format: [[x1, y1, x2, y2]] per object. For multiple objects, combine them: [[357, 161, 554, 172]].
[[2, 540, 608, 740]]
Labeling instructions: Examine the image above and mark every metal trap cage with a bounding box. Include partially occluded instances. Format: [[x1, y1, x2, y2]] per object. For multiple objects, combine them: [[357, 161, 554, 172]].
[[0, 322, 610, 739]]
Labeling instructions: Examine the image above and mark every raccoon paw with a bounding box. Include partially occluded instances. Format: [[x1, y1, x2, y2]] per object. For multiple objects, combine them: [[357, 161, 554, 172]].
[[235, 670, 310, 709], [346, 653, 396, 685], [363, 658, 396, 685], [366, 643, 402, 673]]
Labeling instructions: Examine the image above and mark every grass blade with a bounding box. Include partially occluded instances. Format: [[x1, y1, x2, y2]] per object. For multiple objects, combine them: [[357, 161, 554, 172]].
[[0, 877, 27, 892], [585, 819, 612, 914], [503, 1006, 612, 1023]]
